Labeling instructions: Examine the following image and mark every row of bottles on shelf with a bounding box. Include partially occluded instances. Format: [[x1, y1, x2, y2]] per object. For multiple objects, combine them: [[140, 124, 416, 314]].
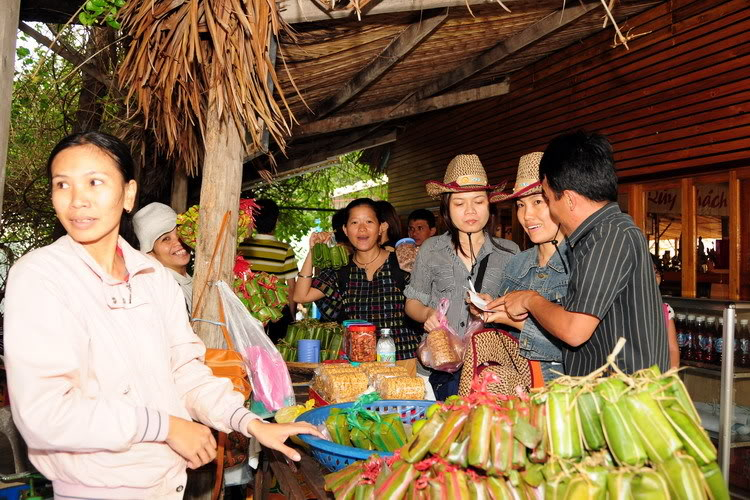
[[675, 313, 750, 367]]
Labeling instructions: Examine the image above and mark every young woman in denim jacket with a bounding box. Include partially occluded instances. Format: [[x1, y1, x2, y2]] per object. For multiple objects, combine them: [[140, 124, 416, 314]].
[[405, 154, 518, 398], [473, 153, 569, 382]]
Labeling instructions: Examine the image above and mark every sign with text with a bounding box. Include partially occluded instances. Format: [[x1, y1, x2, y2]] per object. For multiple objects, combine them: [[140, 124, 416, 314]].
[[647, 183, 728, 217]]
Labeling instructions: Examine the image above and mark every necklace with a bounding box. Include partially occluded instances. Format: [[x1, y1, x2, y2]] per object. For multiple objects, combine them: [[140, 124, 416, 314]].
[[354, 249, 382, 269]]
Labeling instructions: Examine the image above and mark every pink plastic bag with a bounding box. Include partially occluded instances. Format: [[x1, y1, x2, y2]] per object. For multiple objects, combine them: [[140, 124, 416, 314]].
[[417, 298, 483, 373], [217, 281, 294, 411]]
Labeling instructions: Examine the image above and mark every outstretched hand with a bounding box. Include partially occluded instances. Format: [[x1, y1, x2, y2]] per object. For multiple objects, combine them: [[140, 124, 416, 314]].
[[309, 231, 332, 249], [247, 420, 325, 461]]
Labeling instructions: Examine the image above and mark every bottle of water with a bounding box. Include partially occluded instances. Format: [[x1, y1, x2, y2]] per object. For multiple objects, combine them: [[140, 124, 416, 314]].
[[376, 328, 396, 364]]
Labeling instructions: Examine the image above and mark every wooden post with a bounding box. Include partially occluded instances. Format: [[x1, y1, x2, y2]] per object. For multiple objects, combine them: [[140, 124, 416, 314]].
[[171, 167, 189, 214], [0, 0, 21, 216], [681, 177, 697, 298], [185, 93, 244, 500], [728, 170, 740, 301]]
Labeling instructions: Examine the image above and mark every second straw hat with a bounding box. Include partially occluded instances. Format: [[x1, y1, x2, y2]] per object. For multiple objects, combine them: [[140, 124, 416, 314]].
[[424, 154, 501, 199], [489, 152, 544, 203]]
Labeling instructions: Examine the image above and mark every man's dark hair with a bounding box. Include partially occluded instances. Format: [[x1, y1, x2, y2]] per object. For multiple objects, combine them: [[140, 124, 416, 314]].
[[255, 199, 280, 234], [408, 209, 436, 229], [539, 131, 618, 202]]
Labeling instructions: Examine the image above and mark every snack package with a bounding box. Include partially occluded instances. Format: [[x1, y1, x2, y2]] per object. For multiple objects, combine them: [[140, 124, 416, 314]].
[[379, 376, 426, 400], [417, 298, 466, 372], [395, 238, 418, 273]]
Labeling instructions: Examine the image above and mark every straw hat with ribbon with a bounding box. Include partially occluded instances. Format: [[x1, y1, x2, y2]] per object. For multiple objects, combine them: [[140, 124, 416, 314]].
[[489, 152, 544, 203], [425, 154, 502, 199]]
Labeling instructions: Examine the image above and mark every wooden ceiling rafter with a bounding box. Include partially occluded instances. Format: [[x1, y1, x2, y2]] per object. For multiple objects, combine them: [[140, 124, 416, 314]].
[[295, 79, 509, 137], [415, 0, 601, 99], [244, 128, 398, 188], [279, 0, 526, 24], [309, 7, 448, 120]]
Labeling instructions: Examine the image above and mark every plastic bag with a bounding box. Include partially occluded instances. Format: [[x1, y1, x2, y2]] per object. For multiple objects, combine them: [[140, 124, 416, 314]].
[[217, 281, 295, 411], [417, 298, 481, 373]]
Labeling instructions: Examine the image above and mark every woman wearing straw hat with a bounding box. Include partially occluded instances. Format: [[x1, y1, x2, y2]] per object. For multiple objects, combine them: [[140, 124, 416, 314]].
[[404, 154, 519, 399], [471, 152, 569, 382]]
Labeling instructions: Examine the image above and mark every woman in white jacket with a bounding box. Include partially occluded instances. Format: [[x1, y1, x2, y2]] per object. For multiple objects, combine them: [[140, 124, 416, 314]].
[[4, 132, 321, 499]]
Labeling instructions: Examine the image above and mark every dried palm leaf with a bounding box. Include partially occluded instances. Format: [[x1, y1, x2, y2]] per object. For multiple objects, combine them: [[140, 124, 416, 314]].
[[118, 0, 294, 175]]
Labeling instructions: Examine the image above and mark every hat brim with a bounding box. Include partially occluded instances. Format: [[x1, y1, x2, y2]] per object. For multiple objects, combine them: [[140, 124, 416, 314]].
[[489, 181, 542, 204], [424, 180, 498, 200]]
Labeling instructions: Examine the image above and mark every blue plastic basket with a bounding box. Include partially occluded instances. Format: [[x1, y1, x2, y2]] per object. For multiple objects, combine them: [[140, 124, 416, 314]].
[[295, 399, 433, 471]]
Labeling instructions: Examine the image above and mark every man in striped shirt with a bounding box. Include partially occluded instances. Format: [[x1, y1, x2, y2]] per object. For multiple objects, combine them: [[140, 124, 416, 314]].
[[238, 199, 298, 342], [497, 131, 669, 376]]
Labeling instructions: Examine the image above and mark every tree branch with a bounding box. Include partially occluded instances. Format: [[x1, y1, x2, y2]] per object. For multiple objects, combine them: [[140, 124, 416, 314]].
[[18, 22, 113, 90]]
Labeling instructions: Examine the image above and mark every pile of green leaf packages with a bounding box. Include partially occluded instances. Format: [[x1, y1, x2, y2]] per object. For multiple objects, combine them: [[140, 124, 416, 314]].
[[277, 319, 344, 362], [233, 271, 289, 324], [326, 394, 409, 453], [325, 340, 729, 499], [313, 243, 350, 269]]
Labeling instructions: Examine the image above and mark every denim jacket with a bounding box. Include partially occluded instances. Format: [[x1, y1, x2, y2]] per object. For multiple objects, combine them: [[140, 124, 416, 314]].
[[498, 242, 569, 362]]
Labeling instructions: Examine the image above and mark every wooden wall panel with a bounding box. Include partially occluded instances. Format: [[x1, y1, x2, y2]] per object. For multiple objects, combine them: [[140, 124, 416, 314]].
[[387, 0, 750, 215]]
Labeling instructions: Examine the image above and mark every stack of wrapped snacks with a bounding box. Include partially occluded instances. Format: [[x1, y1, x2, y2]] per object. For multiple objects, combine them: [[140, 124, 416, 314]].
[[313, 364, 368, 403], [379, 376, 426, 400], [367, 366, 410, 391], [360, 363, 408, 379]]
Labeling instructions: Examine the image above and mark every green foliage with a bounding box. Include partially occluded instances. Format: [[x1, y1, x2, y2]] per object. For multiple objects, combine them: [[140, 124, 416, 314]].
[[1, 27, 84, 303], [249, 151, 387, 249], [79, 0, 125, 29]]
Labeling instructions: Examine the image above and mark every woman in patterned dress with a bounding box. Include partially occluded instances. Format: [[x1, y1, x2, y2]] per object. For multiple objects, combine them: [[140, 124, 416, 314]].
[[293, 198, 420, 364]]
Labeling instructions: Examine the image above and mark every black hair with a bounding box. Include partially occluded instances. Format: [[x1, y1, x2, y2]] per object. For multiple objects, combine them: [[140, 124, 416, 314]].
[[46, 131, 138, 247], [255, 199, 280, 234], [344, 198, 383, 223], [408, 208, 436, 228], [374, 200, 402, 245], [331, 208, 348, 244], [439, 192, 514, 258], [538, 130, 618, 202]]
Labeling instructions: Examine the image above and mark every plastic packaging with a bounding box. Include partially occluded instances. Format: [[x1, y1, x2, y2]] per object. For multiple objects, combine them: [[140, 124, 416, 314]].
[[395, 238, 418, 273], [347, 324, 377, 362], [217, 281, 294, 411], [417, 298, 474, 373]]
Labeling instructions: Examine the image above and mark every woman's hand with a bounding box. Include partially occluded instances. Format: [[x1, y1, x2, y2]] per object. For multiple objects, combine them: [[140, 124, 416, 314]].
[[309, 231, 332, 249], [423, 308, 440, 332], [247, 420, 325, 461], [166, 416, 217, 469]]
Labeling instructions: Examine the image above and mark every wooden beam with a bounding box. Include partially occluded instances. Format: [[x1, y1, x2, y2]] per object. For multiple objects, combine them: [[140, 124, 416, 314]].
[[295, 80, 508, 138], [311, 8, 447, 119], [279, 0, 519, 24], [0, 0, 21, 216], [243, 130, 397, 189], [729, 170, 740, 301], [415, 1, 599, 98], [170, 168, 189, 214], [681, 177, 696, 298], [18, 22, 114, 90], [191, 90, 243, 349]]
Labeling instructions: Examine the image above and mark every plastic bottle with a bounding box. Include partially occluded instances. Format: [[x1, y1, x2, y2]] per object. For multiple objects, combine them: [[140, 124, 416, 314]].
[[704, 316, 717, 365], [695, 316, 707, 362], [739, 319, 750, 368], [675, 313, 687, 359], [376, 328, 397, 364], [684, 314, 697, 361]]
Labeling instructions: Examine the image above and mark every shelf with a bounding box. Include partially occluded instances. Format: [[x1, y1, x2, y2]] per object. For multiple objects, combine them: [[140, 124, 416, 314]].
[[708, 430, 750, 449], [681, 360, 750, 380]]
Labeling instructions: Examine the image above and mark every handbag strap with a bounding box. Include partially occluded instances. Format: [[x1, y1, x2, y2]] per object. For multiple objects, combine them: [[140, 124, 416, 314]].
[[191, 211, 237, 352], [212, 432, 227, 500], [473, 255, 491, 293]]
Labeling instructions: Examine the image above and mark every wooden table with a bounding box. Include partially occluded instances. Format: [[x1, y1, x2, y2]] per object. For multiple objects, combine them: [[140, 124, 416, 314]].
[[253, 446, 331, 500]]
